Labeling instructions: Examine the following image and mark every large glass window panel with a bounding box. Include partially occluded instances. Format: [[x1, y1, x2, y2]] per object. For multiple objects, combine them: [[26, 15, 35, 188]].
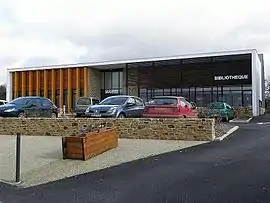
[[105, 72, 112, 89], [223, 90, 233, 106], [195, 87, 203, 107], [119, 71, 123, 88], [231, 91, 242, 107], [204, 87, 212, 106], [101, 72, 105, 89], [212, 87, 218, 102], [55, 90, 60, 107], [153, 88, 163, 96], [176, 88, 182, 96], [112, 72, 119, 88], [243, 91, 252, 107], [189, 87, 195, 102], [182, 88, 189, 99], [164, 88, 171, 96], [171, 88, 177, 96], [72, 89, 76, 110], [242, 85, 252, 90]]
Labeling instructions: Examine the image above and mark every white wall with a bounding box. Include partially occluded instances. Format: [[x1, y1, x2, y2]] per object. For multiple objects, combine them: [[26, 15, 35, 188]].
[[6, 71, 12, 102], [252, 51, 263, 116]]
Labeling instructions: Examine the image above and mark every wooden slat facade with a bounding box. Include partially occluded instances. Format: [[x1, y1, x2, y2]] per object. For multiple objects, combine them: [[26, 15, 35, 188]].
[[11, 67, 89, 113]]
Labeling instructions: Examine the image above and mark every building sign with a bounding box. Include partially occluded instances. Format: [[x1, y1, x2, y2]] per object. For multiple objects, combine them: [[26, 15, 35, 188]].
[[214, 74, 249, 81], [105, 89, 119, 94]]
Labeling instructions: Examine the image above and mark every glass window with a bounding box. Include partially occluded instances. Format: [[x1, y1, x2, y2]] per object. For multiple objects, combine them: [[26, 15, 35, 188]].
[[195, 87, 203, 107], [164, 89, 171, 96], [119, 71, 123, 88], [63, 90, 68, 106], [148, 97, 178, 105], [80, 89, 84, 97], [243, 91, 252, 107], [40, 90, 44, 97], [92, 99, 100, 105], [135, 98, 144, 106], [222, 90, 233, 106], [100, 96, 128, 105], [112, 72, 119, 88], [180, 100, 186, 107], [101, 72, 105, 89], [105, 72, 112, 89], [77, 98, 91, 105], [72, 90, 76, 109], [55, 89, 60, 108], [209, 102, 224, 109], [231, 91, 242, 107], [127, 97, 136, 104], [189, 87, 195, 102], [153, 89, 163, 96], [204, 87, 212, 106], [182, 88, 189, 99], [9, 97, 30, 105], [27, 98, 42, 107], [42, 98, 52, 107]]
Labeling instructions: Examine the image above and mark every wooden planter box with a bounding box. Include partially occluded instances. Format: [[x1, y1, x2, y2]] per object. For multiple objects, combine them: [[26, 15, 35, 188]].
[[62, 127, 118, 161]]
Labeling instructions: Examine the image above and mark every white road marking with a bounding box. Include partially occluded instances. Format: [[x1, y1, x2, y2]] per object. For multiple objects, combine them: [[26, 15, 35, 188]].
[[256, 122, 270, 125]]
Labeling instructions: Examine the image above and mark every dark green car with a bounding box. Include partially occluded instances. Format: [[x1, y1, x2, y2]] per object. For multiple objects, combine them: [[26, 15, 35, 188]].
[[206, 102, 236, 122]]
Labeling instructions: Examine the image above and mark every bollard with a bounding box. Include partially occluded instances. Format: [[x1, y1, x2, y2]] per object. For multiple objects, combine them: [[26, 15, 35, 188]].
[[15, 133, 21, 183], [63, 105, 66, 117]]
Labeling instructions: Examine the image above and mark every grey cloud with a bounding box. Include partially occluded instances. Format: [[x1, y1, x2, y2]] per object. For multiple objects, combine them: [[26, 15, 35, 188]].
[[23, 57, 58, 67]]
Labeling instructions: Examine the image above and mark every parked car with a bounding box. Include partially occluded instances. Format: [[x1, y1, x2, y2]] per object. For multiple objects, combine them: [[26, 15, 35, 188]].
[[143, 96, 197, 118], [75, 97, 100, 117], [85, 95, 145, 118], [0, 96, 58, 118], [205, 102, 236, 122], [0, 100, 7, 105]]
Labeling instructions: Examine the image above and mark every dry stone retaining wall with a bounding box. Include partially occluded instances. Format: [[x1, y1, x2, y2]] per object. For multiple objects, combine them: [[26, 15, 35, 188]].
[[0, 118, 215, 141]]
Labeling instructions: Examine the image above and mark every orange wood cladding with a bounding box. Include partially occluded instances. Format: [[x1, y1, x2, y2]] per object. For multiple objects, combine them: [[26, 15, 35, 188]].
[[11, 67, 89, 113]]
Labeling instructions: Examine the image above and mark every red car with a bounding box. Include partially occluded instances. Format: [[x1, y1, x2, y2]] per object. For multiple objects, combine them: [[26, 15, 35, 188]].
[[143, 96, 197, 118]]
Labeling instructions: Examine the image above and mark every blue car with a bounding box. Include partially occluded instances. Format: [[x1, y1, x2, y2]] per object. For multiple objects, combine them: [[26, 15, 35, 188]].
[[0, 96, 58, 118], [85, 95, 145, 118]]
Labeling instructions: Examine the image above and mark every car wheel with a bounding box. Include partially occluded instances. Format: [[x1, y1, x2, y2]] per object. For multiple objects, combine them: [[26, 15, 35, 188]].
[[51, 113, 57, 118], [18, 112, 26, 119], [117, 113, 126, 118]]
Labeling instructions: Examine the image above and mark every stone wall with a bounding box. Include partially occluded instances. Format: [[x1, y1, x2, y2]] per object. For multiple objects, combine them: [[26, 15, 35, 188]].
[[0, 118, 215, 141], [88, 68, 101, 99], [234, 107, 253, 118]]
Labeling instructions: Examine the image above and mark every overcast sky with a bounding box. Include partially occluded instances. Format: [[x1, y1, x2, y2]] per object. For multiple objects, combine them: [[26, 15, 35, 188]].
[[0, 0, 270, 84]]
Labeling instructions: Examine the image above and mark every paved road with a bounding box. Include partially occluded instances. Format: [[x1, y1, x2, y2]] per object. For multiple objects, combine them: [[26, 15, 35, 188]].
[[1, 116, 270, 203]]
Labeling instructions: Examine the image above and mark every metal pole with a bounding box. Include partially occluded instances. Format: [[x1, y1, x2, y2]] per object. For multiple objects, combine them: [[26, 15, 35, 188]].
[[15, 133, 21, 183]]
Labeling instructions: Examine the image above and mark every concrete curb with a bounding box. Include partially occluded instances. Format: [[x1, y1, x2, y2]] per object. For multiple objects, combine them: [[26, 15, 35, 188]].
[[215, 126, 240, 141], [229, 117, 252, 123], [0, 179, 22, 188]]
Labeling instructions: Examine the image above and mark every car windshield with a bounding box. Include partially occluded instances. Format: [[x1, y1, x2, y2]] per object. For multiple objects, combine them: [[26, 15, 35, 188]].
[[9, 97, 30, 105], [148, 97, 178, 105], [99, 97, 128, 105], [209, 102, 224, 109]]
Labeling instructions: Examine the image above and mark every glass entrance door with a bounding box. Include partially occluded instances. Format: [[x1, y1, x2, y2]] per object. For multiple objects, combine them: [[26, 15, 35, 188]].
[[101, 70, 123, 100]]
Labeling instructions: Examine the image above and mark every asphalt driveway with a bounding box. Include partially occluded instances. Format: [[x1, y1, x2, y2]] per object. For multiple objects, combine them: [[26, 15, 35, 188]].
[[1, 115, 270, 203]]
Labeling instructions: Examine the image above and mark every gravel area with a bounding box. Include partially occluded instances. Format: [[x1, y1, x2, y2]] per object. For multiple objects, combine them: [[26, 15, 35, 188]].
[[0, 136, 207, 188], [215, 123, 236, 138]]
